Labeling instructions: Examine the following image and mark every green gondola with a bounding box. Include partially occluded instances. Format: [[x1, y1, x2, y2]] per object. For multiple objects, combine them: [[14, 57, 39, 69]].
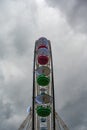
[[36, 106, 51, 117], [37, 75, 50, 86]]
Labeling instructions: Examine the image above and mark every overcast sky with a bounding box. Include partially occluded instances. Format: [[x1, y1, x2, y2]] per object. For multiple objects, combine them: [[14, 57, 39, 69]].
[[0, 0, 87, 130]]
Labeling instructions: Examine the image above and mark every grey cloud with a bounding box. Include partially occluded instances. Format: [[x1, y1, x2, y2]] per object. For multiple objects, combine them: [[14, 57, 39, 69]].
[[12, 20, 35, 56], [60, 90, 87, 130], [12, 25, 30, 55], [46, 0, 87, 33], [0, 98, 15, 130], [0, 0, 37, 130], [53, 40, 87, 129], [0, 68, 4, 80], [0, 102, 13, 119], [0, 0, 37, 58], [0, 70, 32, 130]]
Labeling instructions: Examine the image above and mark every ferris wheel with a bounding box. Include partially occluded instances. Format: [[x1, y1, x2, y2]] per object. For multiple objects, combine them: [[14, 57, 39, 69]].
[[18, 37, 69, 130]]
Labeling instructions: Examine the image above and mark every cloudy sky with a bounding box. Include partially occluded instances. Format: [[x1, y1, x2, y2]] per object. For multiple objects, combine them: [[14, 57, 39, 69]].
[[0, 0, 87, 130]]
